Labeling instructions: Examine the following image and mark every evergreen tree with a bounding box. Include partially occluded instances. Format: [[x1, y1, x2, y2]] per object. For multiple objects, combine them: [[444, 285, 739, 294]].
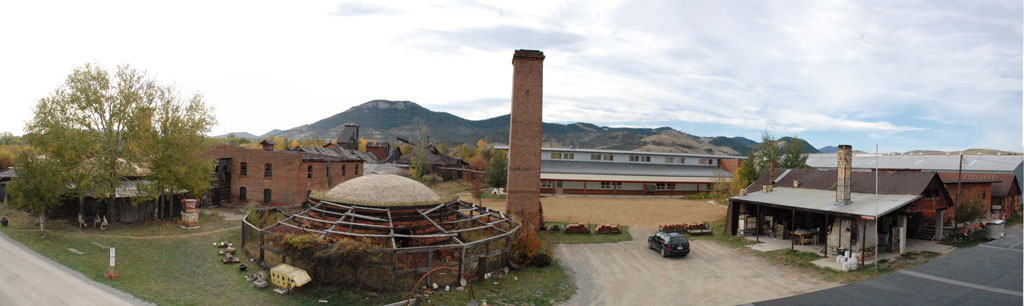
[[780, 137, 809, 169], [754, 131, 782, 178], [485, 152, 507, 188]]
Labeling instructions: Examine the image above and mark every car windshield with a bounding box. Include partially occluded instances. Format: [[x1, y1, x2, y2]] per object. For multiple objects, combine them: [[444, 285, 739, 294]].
[[669, 236, 688, 244]]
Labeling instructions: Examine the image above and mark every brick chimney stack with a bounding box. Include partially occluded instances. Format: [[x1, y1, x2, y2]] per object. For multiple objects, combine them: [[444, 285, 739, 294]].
[[506, 49, 544, 229], [836, 144, 852, 205]]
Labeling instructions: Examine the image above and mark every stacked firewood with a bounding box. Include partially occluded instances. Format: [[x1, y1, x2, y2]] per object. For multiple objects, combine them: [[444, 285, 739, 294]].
[[564, 223, 590, 234], [595, 224, 621, 234]]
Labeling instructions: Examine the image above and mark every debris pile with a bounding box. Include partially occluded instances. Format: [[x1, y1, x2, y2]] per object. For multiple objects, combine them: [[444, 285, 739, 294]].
[[595, 224, 621, 234], [564, 223, 590, 234]]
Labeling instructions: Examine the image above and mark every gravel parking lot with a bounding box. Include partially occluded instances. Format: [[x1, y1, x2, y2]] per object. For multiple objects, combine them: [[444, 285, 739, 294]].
[[556, 227, 838, 306]]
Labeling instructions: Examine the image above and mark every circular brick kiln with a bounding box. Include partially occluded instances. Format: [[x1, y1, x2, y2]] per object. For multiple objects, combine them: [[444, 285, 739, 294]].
[[242, 174, 520, 290]]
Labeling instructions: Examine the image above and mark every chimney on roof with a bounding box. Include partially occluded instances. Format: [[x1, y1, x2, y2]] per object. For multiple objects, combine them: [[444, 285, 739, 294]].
[[836, 144, 852, 205]]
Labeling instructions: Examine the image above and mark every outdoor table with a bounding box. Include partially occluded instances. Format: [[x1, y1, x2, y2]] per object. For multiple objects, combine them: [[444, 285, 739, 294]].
[[790, 229, 815, 245]]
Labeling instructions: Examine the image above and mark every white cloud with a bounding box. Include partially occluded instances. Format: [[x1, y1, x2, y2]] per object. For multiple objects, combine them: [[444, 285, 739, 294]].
[[0, 0, 1018, 151]]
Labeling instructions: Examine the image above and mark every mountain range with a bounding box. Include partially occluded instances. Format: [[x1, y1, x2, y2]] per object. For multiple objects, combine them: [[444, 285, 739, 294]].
[[223, 100, 822, 156]]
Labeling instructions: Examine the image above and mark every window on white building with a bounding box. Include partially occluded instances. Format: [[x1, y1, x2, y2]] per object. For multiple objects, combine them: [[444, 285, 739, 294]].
[[665, 157, 675, 163], [563, 153, 574, 159], [591, 154, 602, 161], [603, 154, 613, 161], [656, 183, 675, 190], [600, 182, 621, 189], [699, 158, 713, 165], [541, 181, 552, 188], [550, 152, 562, 159], [629, 155, 651, 162]]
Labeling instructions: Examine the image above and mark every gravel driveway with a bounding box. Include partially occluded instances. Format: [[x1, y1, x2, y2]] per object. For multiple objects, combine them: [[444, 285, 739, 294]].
[[0, 232, 150, 306], [555, 227, 838, 306]]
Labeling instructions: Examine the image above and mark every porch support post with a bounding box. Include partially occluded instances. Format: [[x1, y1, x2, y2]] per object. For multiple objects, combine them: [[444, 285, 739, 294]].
[[756, 204, 761, 242], [791, 209, 796, 250], [934, 210, 944, 241]]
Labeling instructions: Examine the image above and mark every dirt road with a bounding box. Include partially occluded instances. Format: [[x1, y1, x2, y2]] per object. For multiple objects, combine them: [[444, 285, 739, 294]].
[[0, 233, 150, 306], [556, 227, 838, 306], [459, 194, 725, 227]]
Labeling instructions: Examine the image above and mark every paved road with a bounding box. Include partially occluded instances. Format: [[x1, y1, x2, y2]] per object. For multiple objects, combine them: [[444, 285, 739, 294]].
[[556, 227, 837, 306], [754, 227, 1024, 306], [0, 232, 150, 306]]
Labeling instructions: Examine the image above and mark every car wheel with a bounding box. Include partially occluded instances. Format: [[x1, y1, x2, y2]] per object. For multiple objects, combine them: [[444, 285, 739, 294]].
[[661, 248, 667, 257]]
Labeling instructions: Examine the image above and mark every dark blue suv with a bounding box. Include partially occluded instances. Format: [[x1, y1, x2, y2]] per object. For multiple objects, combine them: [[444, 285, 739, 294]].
[[648, 231, 690, 257]]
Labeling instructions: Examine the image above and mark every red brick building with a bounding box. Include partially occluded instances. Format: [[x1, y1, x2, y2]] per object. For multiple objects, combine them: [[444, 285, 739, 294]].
[[938, 172, 1021, 221], [206, 144, 363, 206]]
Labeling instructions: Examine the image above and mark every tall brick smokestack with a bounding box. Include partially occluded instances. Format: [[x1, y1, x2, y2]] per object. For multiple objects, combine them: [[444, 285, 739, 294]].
[[836, 144, 852, 205], [507, 49, 544, 229]]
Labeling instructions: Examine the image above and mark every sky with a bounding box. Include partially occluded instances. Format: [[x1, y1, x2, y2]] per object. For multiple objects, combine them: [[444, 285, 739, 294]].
[[0, 0, 1021, 153]]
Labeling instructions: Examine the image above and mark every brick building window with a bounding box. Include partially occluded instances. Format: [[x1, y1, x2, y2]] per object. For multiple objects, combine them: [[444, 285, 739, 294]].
[[307, 165, 313, 179], [239, 187, 247, 202], [355, 164, 359, 175], [342, 165, 347, 176], [263, 189, 271, 204], [240, 162, 247, 176], [264, 163, 272, 178]]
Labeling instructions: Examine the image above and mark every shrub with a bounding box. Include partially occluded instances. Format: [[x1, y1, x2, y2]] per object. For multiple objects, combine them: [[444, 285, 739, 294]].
[[268, 233, 386, 288]]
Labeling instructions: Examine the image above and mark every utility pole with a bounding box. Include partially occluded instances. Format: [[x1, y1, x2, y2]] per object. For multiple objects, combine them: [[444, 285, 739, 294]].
[[956, 153, 963, 206]]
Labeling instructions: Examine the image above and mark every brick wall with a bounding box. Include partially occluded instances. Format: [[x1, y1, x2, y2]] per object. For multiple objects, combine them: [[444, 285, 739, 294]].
[[718, 158, 742, 174], [206, 144, 362, 206], [507, 49, 545, 229]]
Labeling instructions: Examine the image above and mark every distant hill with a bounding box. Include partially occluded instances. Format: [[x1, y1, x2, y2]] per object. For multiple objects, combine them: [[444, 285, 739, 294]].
[[818, 146, 838, 153], [260, 129, 285, 139], [779, 137, 821, 154], [214, 132, 258, 139], [265, 100, 820, 156]]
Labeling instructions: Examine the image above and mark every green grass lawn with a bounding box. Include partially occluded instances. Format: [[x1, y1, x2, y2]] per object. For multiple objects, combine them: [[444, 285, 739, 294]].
[[540, 221, 632, 244], [0, 204, 576, 305]]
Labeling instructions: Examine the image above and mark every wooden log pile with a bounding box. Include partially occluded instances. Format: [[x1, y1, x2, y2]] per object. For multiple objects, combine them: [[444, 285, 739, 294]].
[[596, 224, 621, 234], [564, 223, 590, 234]]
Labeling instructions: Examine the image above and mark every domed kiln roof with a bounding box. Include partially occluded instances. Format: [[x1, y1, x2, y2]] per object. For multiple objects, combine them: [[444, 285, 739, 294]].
[[322, 174, 442, 206]]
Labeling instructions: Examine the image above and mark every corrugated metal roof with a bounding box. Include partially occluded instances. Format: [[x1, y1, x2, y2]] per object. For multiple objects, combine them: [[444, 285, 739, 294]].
[[493, 145, 746, 159], [938, 172, 1020, 198], [541, 173, 721, 183], [806, 153, 1023, 172], [0, 167, 17, 179], [288, 146, 373, 162], [731, 187, 920, 217], [747, 169, 940, 195], [542, 160, 733, 178]]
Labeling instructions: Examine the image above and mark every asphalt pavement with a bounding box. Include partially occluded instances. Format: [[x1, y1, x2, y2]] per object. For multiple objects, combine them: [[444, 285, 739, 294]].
[[753, 227, 1023, 306]]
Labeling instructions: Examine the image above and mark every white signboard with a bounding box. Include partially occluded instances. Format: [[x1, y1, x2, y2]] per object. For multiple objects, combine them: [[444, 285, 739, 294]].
[[109, 247, 116, 267]]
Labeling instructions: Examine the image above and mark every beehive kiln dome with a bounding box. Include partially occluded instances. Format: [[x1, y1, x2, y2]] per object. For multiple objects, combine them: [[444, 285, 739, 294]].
[[322, 174, 442, 206]]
